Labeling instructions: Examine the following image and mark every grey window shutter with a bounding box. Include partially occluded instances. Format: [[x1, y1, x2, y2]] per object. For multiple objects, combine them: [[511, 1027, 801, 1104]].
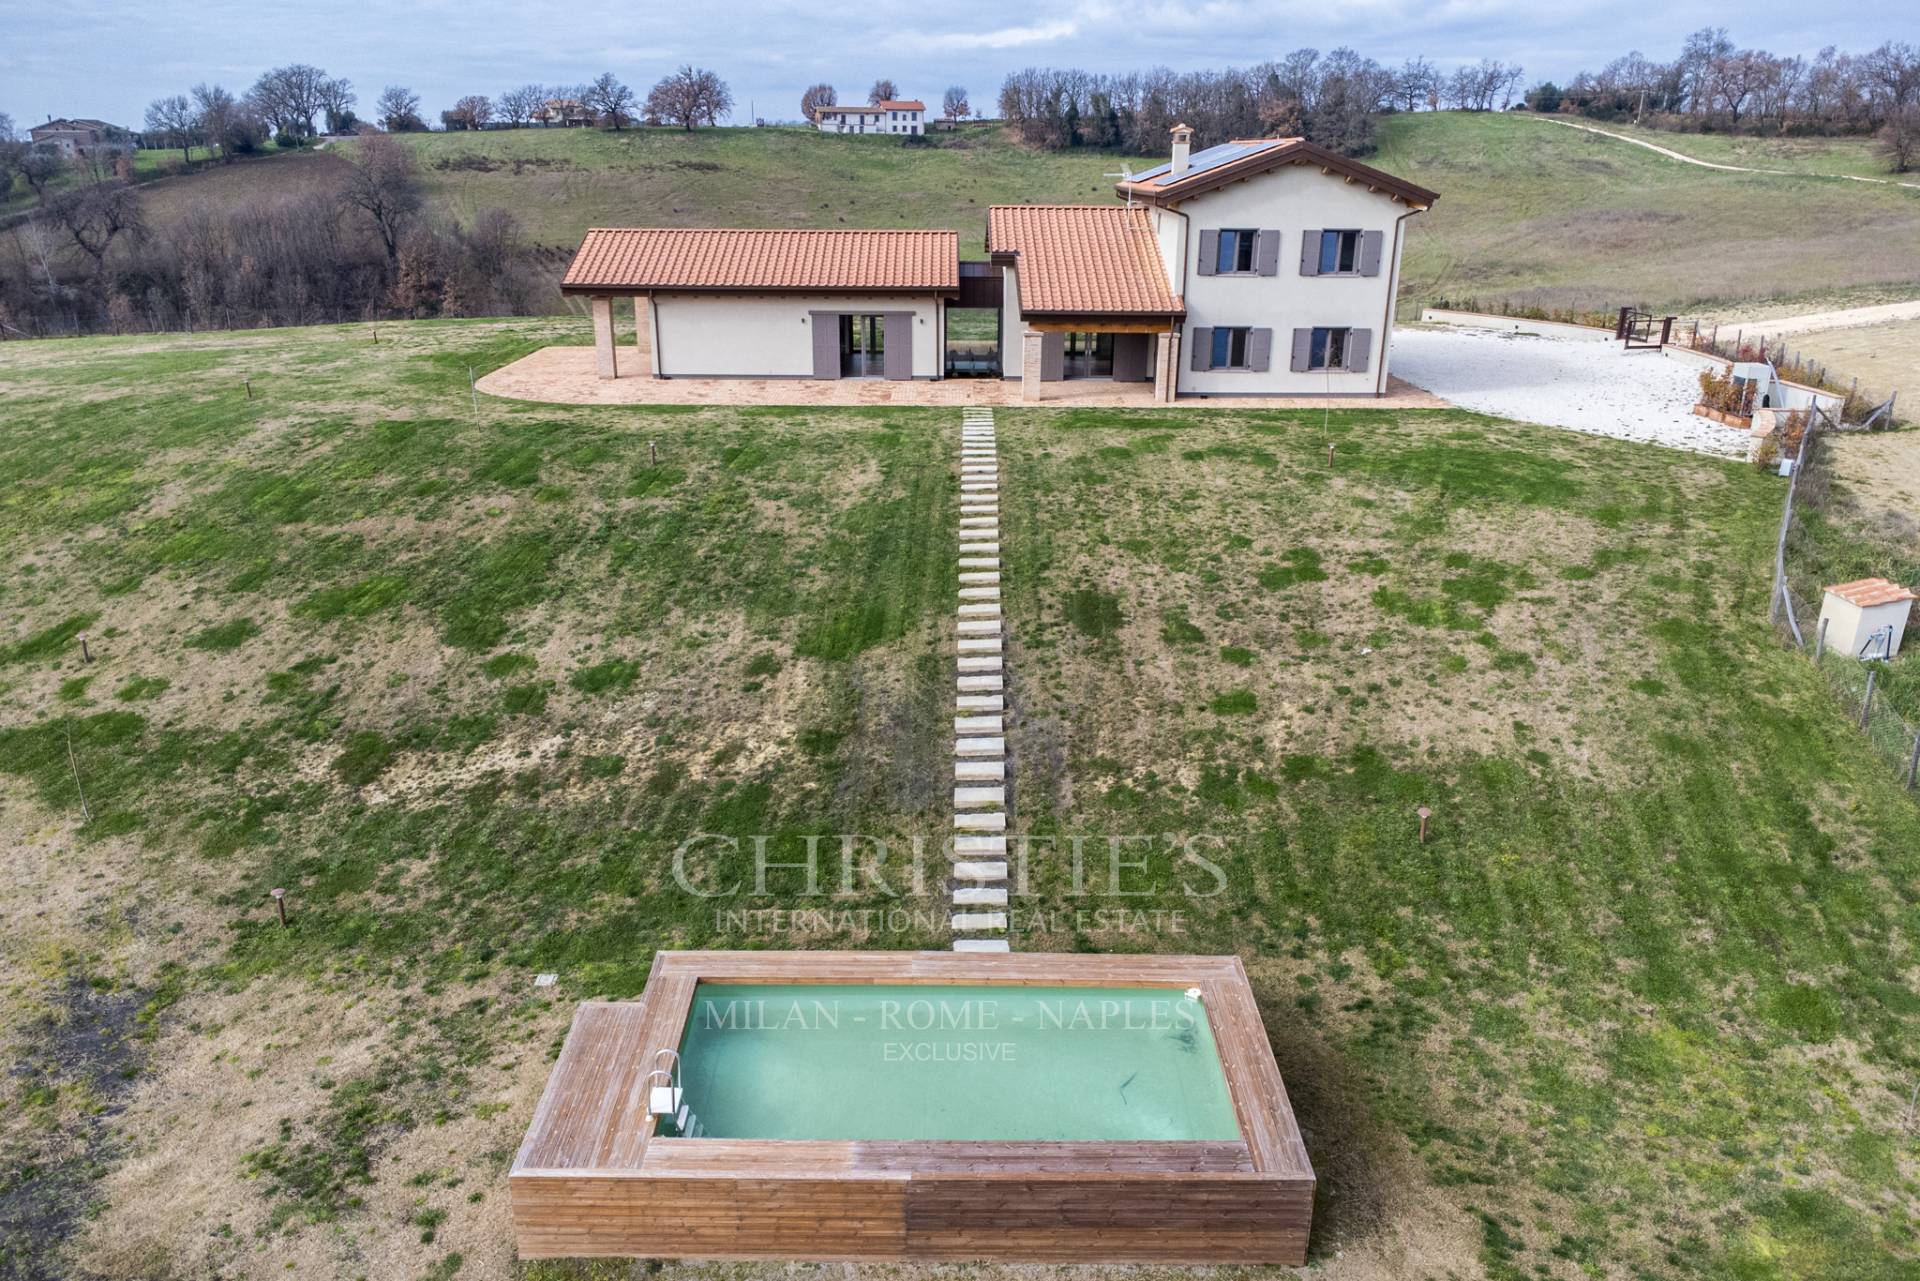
[[1255, 230, 1280, 276], [883, 312, 913, 379], [1299, 230, 1321, 276], [1290, 328, 1312, 372], [1190, 327, 1213, 371], [1196, 229, 1219, 277], [1347, 328, 1372, 372], [1359, 230, 1384, 277], [810, 312, 840, 379], [1247, 328, 1273, 372], [1040, 331, 1064, 381]]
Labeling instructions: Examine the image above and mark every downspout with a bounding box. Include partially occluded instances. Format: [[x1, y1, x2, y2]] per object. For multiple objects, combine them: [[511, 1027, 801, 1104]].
[[1374, 206, 1422, 396]]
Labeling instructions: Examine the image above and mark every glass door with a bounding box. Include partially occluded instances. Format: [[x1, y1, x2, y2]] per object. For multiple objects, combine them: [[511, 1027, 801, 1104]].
[[1062, 332, 1114, 379], [840, 314, 885, 377]]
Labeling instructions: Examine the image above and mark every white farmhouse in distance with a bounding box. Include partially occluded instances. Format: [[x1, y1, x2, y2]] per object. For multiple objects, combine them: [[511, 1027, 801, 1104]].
[[814, 100, 926, 135]]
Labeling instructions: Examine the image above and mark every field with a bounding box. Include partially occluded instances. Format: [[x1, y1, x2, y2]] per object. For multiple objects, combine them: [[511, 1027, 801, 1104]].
[[3, 317, 1920, 1280], [1779, 318, 1920, 407], [92, 112, 1920, 328], [1370, 111, 1920, 317]]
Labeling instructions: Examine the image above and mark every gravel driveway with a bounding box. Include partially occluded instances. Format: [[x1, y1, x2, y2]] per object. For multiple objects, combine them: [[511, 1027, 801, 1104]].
[[1392, 326, 1749, 457]]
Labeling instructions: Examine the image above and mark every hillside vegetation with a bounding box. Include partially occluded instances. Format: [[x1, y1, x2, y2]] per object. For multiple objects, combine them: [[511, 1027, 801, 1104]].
[[117, 112, 1920, 321]]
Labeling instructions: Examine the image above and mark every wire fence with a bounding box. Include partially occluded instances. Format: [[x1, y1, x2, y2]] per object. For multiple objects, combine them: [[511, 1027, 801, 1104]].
[[1771, 418, 1920, 793]]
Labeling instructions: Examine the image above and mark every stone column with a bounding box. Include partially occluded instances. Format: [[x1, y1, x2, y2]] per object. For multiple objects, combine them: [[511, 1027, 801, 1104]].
[[1020, 330, 1045, 403], [1154, 330, 1181, 403], [591, 295, 619, 380]]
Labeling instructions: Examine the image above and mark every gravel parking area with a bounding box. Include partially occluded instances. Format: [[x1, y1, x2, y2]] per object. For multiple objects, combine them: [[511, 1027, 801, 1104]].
[[1393, 326, 1748, 457]]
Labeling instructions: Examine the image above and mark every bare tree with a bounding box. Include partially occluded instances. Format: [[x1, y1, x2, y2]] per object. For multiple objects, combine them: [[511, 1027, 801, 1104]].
[[191, 83, 253, 160], [1881, 106, 1920, 172], [246, 64, 335, 142], [942, 85, 969, 121], [646, 66, 734, 130], [448, 95, 494, 131], [583, 72, 637, 129], [319, 77, 357, 134], [800, 83, 837, 121], [498, 84, 544, 128], [869, 78, 899, 105], [1393, 58, 1436, 112], [145, 94, 200, 166], [18, 149, 64, 204], [50, 182, 147, 275], [377, 85, 426, 132], [338, 132, 422, 261]]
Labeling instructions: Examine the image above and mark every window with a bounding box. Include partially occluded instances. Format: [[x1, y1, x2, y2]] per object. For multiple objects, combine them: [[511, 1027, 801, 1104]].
[[1211, 327, 1252, 370], [1308, 327, 1350, 370], [1215, 229, 1258, 274], [1317, 230, 1361, 275]]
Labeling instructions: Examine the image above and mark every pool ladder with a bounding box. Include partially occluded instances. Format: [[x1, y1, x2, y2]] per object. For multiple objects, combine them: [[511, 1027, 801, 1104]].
[[644, 1048, 705, 1137]]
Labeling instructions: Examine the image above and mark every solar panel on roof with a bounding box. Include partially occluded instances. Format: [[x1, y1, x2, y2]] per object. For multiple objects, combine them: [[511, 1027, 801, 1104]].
[[1127, 140, 1285, 186]]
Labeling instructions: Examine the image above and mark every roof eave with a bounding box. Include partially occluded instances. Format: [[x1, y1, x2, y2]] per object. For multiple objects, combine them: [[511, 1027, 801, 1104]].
[[560, 282, 959, 295]]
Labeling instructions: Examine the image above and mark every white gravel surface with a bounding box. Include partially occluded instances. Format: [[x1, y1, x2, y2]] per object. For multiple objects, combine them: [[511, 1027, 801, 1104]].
[[1392, 326, 1748, 457]]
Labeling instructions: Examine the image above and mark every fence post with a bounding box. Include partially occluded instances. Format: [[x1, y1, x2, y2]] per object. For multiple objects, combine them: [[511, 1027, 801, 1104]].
[[1907, 733, 1920, 790], [1862, 668, 1878, 731], [1815, 616, 1828, 661]]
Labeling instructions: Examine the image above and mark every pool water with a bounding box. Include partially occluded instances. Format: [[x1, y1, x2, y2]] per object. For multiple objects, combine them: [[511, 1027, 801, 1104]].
[[672, 983, 1242, 1141]]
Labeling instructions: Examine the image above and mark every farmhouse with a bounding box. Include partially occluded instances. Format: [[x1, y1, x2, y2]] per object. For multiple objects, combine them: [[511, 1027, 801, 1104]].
[[29, 117, 128, 157], [562, 128, 1437, 401], [814, 100, 927, 134]]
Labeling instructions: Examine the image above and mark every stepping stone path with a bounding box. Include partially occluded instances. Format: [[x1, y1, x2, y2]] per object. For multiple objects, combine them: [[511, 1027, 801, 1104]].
[[952, 408, 1010, 954]]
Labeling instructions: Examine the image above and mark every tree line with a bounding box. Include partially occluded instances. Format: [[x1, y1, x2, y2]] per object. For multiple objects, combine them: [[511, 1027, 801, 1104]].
[[1528, 31, 1920, 168], [993, 50, 1490, 156]]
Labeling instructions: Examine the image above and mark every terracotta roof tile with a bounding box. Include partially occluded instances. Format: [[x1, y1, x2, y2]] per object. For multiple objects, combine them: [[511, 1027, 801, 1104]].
[[817, 100, 925, 113], [1827, 577, 1918, 608], [562, 228, 958, 292], [986, 205, 1182, 316]]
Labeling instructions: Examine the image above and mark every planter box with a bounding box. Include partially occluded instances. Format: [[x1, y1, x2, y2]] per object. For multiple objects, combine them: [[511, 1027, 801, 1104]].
[[1691, 404, 1752, 429]]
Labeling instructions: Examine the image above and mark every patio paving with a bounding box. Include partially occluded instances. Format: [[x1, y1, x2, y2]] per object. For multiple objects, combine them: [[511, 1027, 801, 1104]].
[[476, 345, 1448, 409]]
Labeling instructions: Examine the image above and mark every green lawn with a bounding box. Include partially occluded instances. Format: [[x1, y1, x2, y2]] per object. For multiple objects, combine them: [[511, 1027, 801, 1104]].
[[1, 319, 1917, 1280], [1590, 121, 1896, 180], [997, 407, 1920, 1279]]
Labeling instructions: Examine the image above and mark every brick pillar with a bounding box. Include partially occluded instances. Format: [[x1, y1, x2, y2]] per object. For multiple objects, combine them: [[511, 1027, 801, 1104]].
[[632, 296, 652, 374], [591, 296, 618, 380], [1021, 330, 1045, 402], [1155, 331, 1181, 403]]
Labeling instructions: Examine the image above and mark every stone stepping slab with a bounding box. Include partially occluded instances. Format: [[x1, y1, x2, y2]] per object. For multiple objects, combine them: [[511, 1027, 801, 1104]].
[[952, 860, 1008, 882], [959, 585, 1000, 599], [954, 757, 1004, 780], [954, 736, 1005, 757], [953, 810, 1007, 832], [951, 938, 1009, 953], [958, 605, 1001, 621], [954, 785, 1006, 808], [953, 836, 1007, 857], [958, 557, 1000, 569], [956, 619, 1001, 636], [956, 693, 1004, 713], [956, 637, 1001, 654], [958, 571, 1000, 585], [952, 886, 1008, 907], [957, 654, 1002, 671], [951, 911, 1007, 931], [956, 674, 1004, 692], [958, 541, 1000, 554], [955, 714, 1004, 734]]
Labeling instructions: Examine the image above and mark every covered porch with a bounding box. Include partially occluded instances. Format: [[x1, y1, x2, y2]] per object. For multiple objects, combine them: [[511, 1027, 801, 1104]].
[[1017, 318, 1182, 404]]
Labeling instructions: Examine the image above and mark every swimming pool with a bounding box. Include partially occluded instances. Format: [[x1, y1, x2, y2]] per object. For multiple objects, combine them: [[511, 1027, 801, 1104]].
[[674, 982, 1241, 1141], [511, 951, 1315, 1264]]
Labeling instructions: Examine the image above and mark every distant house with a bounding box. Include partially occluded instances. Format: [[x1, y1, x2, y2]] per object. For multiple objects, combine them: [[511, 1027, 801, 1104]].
[[30, 118, 129, 158], [532, 99, 594, 128], [814, 100, 925, 135]]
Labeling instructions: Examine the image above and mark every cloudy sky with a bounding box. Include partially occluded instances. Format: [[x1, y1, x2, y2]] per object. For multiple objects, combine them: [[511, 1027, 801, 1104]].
[[1, 0, 1904, 132]]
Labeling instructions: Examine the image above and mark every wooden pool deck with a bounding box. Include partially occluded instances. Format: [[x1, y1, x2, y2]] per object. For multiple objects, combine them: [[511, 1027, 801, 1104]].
[[510, 950, 1315, 1264]]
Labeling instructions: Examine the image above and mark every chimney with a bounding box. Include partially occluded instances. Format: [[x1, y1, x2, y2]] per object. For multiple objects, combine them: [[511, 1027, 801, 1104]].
[[1170, 123, 1194, 176]]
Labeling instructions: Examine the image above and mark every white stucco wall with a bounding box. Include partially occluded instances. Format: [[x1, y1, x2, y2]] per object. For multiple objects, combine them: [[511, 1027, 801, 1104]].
[[1000, 265, 1023, 373], [1147, 169, 1416, 395], [651, 293, 944, 378]]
